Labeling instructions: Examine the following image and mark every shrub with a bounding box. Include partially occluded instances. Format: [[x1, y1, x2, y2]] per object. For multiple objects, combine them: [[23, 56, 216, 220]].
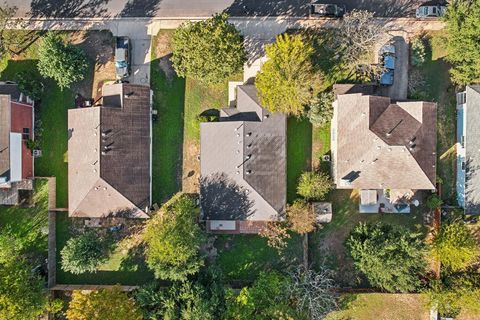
[[411, 37, 426, 66], [287, 200, 316, 234], [426, 194, 443, 210], [37, 33, 88, 90], [171, 13, 246, 84], [297, 171, 331, 201], [60, 231, 105, 274], [307, 91, 334, 127], [15, 70, 44, 101]]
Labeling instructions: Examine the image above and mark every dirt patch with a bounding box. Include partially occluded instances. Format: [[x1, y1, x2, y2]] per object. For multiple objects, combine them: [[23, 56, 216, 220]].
[[182, 139, 200, 194], [154, 31, 175, 82], [69, 30, 115, 100]]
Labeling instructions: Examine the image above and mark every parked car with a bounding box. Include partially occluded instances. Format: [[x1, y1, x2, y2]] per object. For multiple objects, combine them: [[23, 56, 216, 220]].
[[378, 44, 396, 86], [115, 36, 131, 79], [416, 5, 446, 18], [310, 3, 346, 17]]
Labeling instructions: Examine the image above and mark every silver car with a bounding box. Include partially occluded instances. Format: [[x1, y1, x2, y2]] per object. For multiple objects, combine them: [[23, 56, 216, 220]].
[[416, 5, 446, 18], [115, 36, 131, 79]]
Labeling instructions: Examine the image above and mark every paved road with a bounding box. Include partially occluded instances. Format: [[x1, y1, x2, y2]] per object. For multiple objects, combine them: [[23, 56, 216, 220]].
[[5, 0, 432, 18]]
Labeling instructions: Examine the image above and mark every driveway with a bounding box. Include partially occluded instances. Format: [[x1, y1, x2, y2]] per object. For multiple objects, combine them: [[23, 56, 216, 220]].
[[377, 34, 409, 100], [5, 0, 434, 18]]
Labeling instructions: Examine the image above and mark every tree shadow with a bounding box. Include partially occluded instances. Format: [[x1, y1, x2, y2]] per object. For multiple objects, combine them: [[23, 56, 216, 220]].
[[225, 0, 310, 17], [29, 0, 111, 19], [118, 0, 162, 17], [200, 173, 254, 220], [119, 245, 147, 272]]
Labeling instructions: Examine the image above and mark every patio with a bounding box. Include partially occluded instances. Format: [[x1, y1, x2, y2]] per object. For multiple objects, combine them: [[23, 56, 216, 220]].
[[359, 189, 414, 214]]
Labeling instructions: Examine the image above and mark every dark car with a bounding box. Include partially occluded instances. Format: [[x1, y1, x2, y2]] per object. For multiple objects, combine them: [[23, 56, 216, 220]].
[[115, 36, 131, 79], [311, 3, 346, 17]]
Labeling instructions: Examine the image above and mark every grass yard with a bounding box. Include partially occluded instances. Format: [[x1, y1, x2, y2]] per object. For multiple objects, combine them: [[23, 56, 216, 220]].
[[287, 117, 313, 203], [55, 212, 154, 285], [410, 32, 456, 204], [325, 293, 430, 320], [215, 233, 303, 281], [0, 179, 49, 260]]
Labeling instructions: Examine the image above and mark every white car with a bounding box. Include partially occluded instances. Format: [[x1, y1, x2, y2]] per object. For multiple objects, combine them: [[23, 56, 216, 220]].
[[416, 5, 446, 18]]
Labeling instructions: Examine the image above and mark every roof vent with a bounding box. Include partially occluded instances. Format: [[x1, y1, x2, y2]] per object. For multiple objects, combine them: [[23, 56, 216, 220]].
[[246, 132, 252, 137], [409, 144, 416, 151], [371, 158, 378, 164], [247, 143, 252, 148], [124, 91, 134, 98], [246, 154, 252, 160], [246, 170, 252, 175], [263, 114, 269, 119], [409, 137, 416, 145]]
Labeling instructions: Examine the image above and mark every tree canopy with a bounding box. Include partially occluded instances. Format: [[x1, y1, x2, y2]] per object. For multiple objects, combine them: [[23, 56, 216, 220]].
[[171, 13, 246, 84], [66, 287, 143, 320], [307, 91, 334, 127], [287, 200, 316, 234], [143, 194, 205, 281], [60, 230, 106, 274], [444, 0, 480, 85], [432, 222, 479, 271], [297, 171, 331, 201], [37, 32, 88, 90], [255, 33, 317, 116], [346, 222, 427, 292]]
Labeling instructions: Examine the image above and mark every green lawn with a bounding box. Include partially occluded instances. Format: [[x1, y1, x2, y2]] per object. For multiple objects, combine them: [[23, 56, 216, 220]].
[[0, 179, 49, 260], [215, 233, 303, 281], [287, 118, 313, 203], [55, 212, 154, 285], [410, 32, 456, 204], [151, 33, 185, 203]]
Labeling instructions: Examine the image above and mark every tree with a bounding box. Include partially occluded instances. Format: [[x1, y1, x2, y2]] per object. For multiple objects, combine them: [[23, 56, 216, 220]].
[[255, 33, 317, 116], [410, 36, 426, 66], [346, 222, 427, 292], [143, 194, 205, 281], [297, 171, 331, 201], [171, 13, 246, 84], [66, 286, 143, 320], [0, 4, 18, 58], [15, 69, 44, 101], [287, 200, 316, 234], [330, 10, 385, 66], [60, 230, 105, 274], [426, 194, 443, 210], [0, 253, 48, 320], [259, 221, 291, 250], [432, 222, 479, 271], [226, 272, 303, 320], [444, 0, 480, 84], [37, 32, 88, 90], [287, 265, 338, 320], [307, 91, 334, 127]]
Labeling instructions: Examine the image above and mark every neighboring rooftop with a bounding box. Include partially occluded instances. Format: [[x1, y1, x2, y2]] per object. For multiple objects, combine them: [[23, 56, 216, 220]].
[[200, 85, 287, 222], [332, 93, 437, 190], [463, 85, 480, 214], [68, 83, 151, 218]]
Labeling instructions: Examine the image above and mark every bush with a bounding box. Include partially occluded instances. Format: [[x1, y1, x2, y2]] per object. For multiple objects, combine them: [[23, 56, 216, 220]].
[[60, 231, 106, 274], [297, 171, 331, 201], [307, 91, 334, 127], [256, 33, 317, 116], [15, 70, 44, 101], [287, 200, 316, 234], [426, 194, 443, 210], [37, 33, 88, 90], [410, 37, 426, 66], [432, 222, 479, 271], [346, 222, 427, 292], [171, 13, 246, 84]]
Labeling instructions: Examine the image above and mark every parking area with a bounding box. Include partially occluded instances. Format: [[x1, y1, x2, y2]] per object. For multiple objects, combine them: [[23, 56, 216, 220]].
[[376, 34, 409, 100]]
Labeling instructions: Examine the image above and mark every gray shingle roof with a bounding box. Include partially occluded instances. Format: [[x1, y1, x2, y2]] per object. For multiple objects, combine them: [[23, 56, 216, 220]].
[[200, 85, 286, 221], [333, 93, 437, 190], [464, 85, 480, 214], [68, 83, 151, 218]]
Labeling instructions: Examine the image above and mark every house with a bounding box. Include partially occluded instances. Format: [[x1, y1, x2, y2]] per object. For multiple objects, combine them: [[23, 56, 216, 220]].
[[68, 83, 152, 218], [0, 82, 35, 205], [456, 85, 480, 214], [331, 93, 437, 213], [200, 85, 286, 234]]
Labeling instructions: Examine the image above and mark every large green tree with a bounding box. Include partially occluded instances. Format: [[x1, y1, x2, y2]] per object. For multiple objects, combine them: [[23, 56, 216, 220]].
[[444, 0, 480, 84], [60, 231, 106, 274], [171, 13, 246, 84], [346, 223, 427, 292], [432, 222, 479, 271], [143, 194, 205, 281], [297, 171, 331, 201], [38, 32, 88, 90], [66, 287, 143, 320], [255, 33, 317, 116]]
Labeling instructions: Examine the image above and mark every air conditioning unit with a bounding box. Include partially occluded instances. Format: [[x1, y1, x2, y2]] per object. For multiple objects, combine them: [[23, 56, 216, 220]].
[[322, 155, 331, 162], [33, 149, 42, 158]]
